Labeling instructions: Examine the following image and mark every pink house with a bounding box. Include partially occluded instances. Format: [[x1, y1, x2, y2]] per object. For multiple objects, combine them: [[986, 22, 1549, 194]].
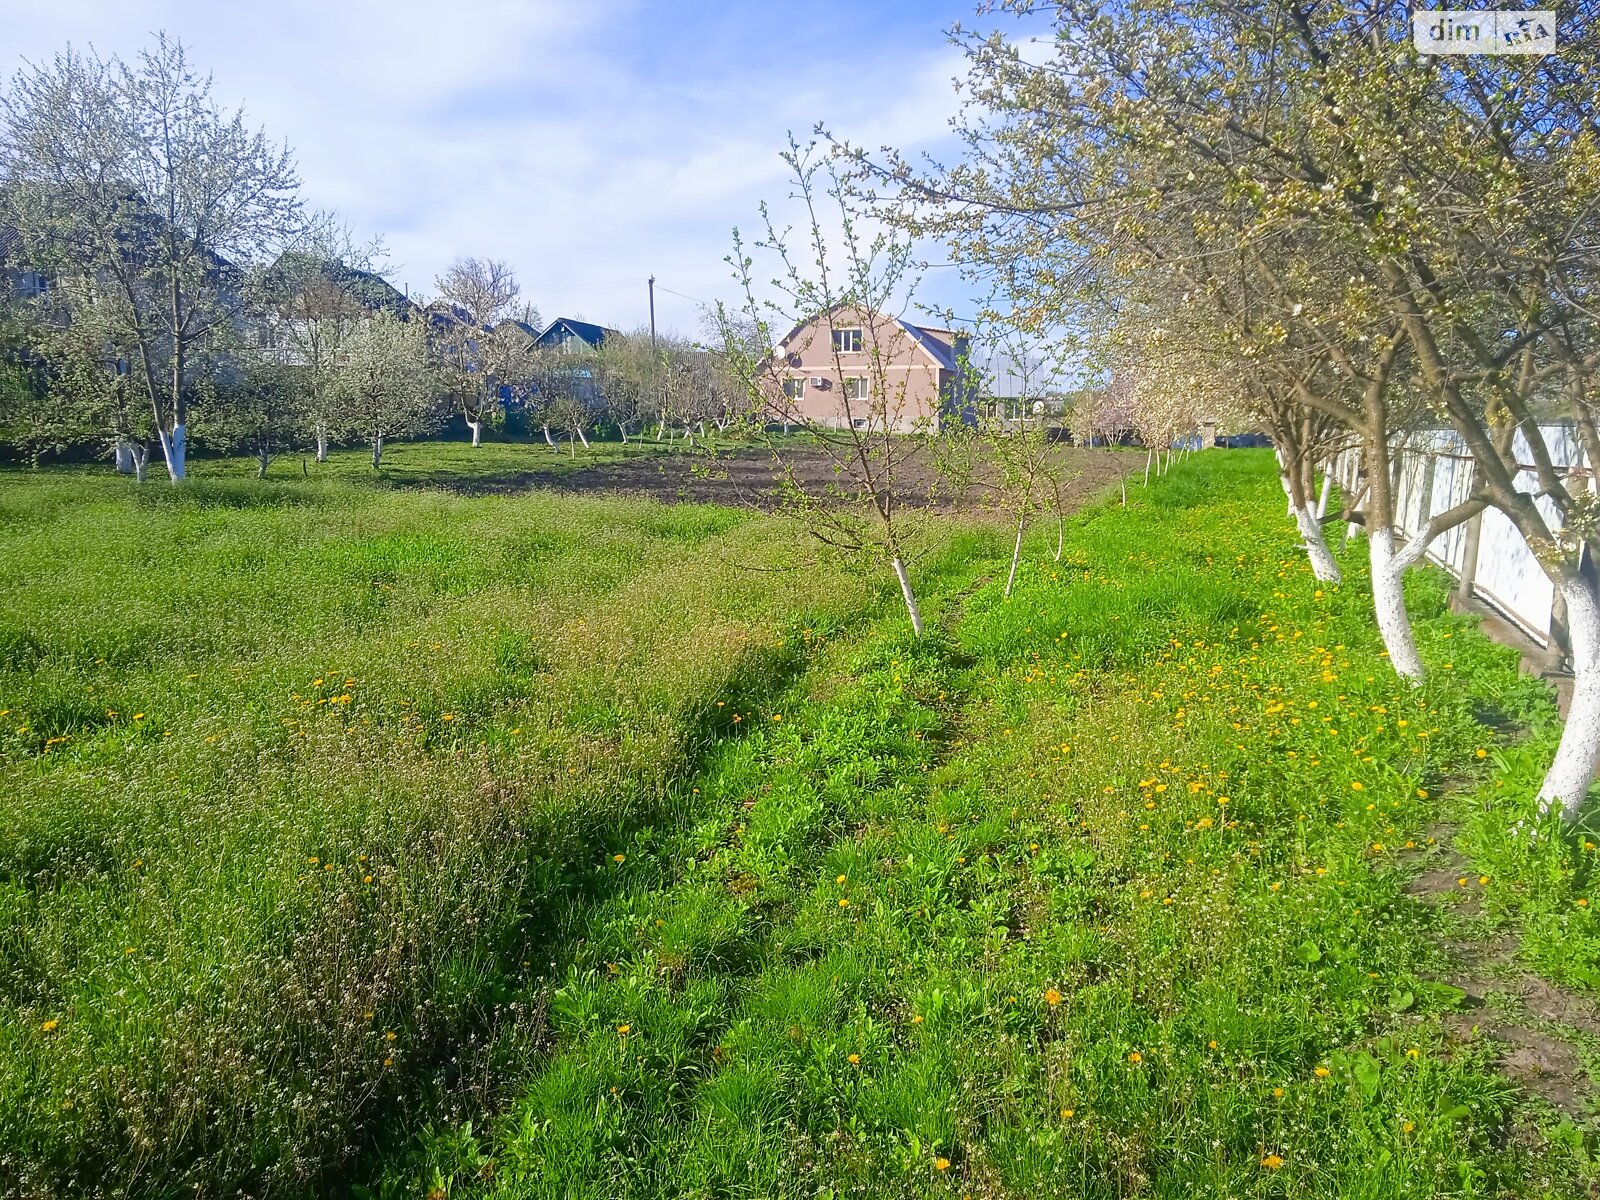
[[768, 305, 972, 433]]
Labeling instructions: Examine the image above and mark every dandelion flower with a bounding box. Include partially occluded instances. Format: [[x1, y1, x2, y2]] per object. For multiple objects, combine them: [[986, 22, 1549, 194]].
[[617, 1024, 630, 1034], [1128, 1051, 1143, 1063], [1262, 1154, 1284, 1169], [848, 1053, 861, 1065], [1044, 988, 1063, 1006], [1350, 781, 1363, 791], [836, 874, 847, 884], [613, 854, 625, 864], [41, 1019, 58, 1033], [1314, 1066, 1330, 1078], [934, 1157, 950, 1171], [839, 898, 850, 907]]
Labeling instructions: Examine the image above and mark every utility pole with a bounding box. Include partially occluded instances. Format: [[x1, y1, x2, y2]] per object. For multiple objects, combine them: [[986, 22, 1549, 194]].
[[648, 275, 657, 352]]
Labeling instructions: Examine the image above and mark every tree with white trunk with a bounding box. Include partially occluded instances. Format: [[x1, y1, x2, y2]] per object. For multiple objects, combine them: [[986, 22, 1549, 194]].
[[259, 218, 399, 462], [331, 311, 439, 469], [431, 257, 535, 448], [712, 137, 947, 639], [848, 0, 1600, 818], [0, 34, 303, 483]]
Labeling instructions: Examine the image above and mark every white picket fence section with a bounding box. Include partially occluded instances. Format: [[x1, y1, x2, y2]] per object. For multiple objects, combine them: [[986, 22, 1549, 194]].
[[1328, 425, 1586, 647]]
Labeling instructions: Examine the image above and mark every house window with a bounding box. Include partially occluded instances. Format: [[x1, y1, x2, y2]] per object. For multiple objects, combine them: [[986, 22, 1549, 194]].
[[832, 327, 863, 353], [782, 377, 805, 401], [843, 377, 868, 401], [852, 417, 870, 430]]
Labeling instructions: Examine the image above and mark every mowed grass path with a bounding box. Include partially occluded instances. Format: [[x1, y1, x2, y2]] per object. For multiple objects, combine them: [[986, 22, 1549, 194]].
[[1, 449, 1596, 1198]]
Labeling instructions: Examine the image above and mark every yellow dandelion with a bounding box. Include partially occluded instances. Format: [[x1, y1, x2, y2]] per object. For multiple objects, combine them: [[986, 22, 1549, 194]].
[[1044, 988, 1063, 1006], [1128, 1051, 1143, 1063], [1314, 1066, 1330, 1078], [934, 1157, 950, 1171], [1262, 1154, 1284, 1170], [848, 1053, 861, 1065]]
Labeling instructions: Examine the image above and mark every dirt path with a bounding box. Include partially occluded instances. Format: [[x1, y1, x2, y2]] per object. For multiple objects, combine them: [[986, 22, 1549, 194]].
[[1405, 829, 1599, 1117], [429, 444, 1142, 517]]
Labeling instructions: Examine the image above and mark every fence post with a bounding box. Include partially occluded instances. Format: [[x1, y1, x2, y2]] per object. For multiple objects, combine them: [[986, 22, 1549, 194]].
[[1550, 587, 1572, 669], [1456, 507, 1482, 604]]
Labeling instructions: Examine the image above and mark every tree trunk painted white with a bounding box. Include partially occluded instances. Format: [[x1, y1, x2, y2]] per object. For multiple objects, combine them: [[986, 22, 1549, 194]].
[[1538, 574, 1600, 821], [1293, 503, 1342, 583], [316, 425, 329, 462], [468, 419, 483, 448], [1144, 450, 1152, 486], [1005, 511, 1026, 598], [1054, 513, 1065, 562], [619, 424, 630, 444], [131, 443, 148, 483], [1316, 470, 1332, 521], [576, 427, 590, 449], [157, 422, 187, 483], [1369, 527, 1424, 680], [891, 556, 925, 638], [656, 419, 666, 441], [114, 439, 134, 473], [543, 424, 558, 450], [372, 435, 384, 469], [257, 444, 270, 478]]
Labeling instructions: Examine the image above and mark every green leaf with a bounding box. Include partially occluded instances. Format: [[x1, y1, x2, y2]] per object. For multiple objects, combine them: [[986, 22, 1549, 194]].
[[1388, 988, 1416, 1013], [1297, 939, 1322, 964], [1352, 1052, 1381, 1100]]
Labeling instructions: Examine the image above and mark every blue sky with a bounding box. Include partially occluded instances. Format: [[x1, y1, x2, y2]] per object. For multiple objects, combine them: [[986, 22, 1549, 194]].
[[1, 0, 1002, 337]]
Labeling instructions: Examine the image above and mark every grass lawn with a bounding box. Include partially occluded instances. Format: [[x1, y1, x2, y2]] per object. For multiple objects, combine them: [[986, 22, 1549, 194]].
[[1, 446, 1596, 1198]]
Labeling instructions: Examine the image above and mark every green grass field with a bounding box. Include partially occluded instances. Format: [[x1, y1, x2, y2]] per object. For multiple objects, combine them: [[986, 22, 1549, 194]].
[[1, 446, 1596, 1198]]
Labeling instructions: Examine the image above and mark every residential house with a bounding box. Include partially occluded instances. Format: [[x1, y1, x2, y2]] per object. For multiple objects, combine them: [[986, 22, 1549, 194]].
[[535, 316, 618, 353], [769, 306, 975, 433]]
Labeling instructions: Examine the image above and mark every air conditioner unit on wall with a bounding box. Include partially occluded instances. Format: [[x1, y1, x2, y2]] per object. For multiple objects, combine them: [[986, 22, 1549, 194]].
[[809, 376, 830, 389]]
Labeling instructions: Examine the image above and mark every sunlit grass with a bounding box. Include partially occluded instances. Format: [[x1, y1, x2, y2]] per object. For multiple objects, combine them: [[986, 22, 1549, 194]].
[[1, 449, 1593, 1198]]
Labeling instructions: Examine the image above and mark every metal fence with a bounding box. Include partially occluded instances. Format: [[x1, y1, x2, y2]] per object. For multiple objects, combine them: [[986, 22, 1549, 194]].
[[1329, 425, 1585, 647]]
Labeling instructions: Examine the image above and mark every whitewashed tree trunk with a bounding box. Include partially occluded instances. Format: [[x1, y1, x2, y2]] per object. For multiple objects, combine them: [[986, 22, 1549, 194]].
[[543, 424, 558, 450], [316, 425, 329, 462], [114, 439, 134, 473], [1293, 504, 1342, 583], [1369, 527, 1424, 680], [1144, 449, 1153, 486], [1316, 470, 1332, 521], [576, 427, 590, 449], [891, 556, 925, 638], [655, 419, 666, 441], [468, 419, 483, 448], [1538, 575, 1600, 821], [619, 424, 630, 444], [1004, 511, 1026, 598], [131, 443, 148, 483], [157, 422, 187, 483], [372, 435, 384, 468], [257, 444, 270, 478], [1054, 513, 1065, 562]]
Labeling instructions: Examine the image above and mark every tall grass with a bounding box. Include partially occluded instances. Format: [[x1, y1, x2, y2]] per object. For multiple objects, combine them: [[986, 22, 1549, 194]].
[[0, 463, 872, 1197]]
